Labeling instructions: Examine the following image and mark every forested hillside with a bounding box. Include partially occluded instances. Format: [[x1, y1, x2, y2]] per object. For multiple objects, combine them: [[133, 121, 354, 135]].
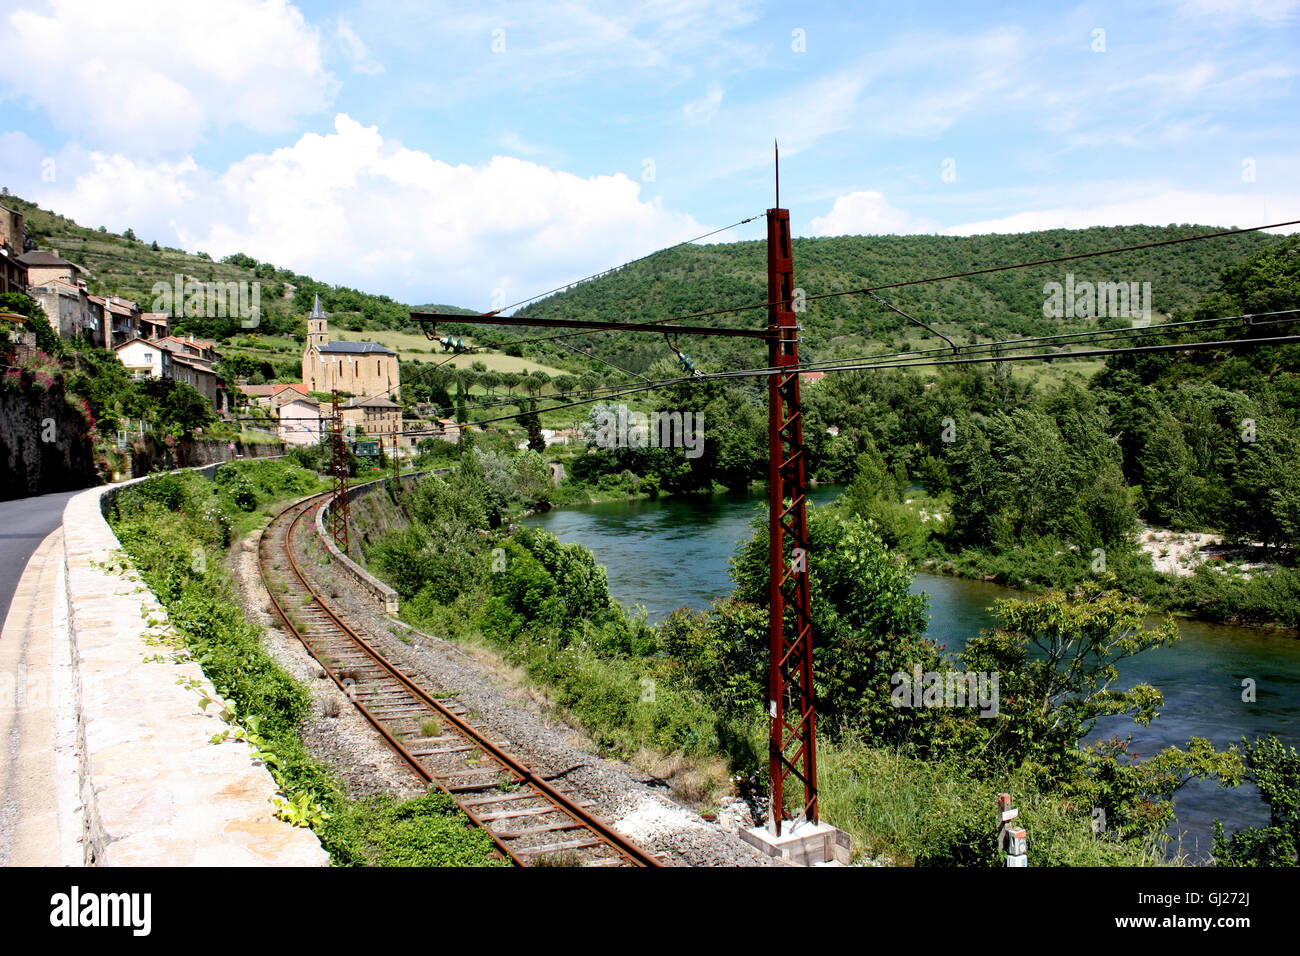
[[459, 225, 1284, 374], [4, 192, 476, 339], [10, 186, 1283, 377]]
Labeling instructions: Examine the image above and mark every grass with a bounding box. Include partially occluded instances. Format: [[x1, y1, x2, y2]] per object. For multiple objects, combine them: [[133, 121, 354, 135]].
[[818, 742, 1175, 867], [399, 587, 741, 806], [335, 328, 569, 374], [107, 461, 501, 867]]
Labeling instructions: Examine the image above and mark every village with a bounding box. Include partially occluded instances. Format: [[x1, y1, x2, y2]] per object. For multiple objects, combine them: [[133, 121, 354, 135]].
[[0, 198, 479, 462]]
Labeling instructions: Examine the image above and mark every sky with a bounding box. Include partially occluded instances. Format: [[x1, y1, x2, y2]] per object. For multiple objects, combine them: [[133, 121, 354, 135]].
[[1, 0, 1297, 310]]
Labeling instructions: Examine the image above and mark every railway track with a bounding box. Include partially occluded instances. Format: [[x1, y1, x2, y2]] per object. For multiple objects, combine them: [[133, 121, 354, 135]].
[[258, 493, 662, 867]]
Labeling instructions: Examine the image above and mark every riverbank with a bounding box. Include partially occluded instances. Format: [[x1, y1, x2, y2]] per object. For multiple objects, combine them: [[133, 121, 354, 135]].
[[522, 485, 1300, 859], [545, 471, 1300, 633], [917, 542, 1300, 633]]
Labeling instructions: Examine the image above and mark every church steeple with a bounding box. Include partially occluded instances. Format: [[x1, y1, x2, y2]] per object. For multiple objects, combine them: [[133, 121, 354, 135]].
[[306, 294, 328, 351]]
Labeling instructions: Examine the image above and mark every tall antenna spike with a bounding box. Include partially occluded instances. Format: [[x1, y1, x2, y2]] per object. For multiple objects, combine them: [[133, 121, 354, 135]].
[[775, 139, 780, 209]]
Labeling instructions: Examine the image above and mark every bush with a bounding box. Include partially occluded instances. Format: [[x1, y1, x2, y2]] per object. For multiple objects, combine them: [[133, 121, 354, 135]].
[[109, 463, 497, 867], [819, 743, 1168, 866]]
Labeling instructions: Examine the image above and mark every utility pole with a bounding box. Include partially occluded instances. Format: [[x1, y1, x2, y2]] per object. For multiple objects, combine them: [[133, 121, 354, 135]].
[[764, 198, 818, 835], [409, 151, 826, 844], [328, 387, 350, 553]]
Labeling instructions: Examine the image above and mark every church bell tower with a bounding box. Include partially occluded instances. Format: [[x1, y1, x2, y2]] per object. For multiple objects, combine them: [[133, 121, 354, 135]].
[[306, 293, 329, 350]]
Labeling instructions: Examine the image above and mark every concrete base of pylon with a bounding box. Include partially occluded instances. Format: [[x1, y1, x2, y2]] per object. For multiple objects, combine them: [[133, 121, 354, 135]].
[[739, 818, 852, 866]]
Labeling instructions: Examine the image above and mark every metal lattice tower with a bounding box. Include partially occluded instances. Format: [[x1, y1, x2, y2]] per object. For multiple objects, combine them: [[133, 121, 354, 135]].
[[407, 182, 822, 837], [328, 389, 350, 553], [765, 206, 817, 834]]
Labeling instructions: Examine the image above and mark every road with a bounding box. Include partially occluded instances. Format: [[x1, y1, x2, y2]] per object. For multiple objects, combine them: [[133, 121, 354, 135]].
[[0, 488, 85, 622]]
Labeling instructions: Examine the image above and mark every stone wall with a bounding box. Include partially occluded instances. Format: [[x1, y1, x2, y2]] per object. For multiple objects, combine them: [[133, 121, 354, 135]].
[[0, 367, 97, 500], [315, 470, 444, 615], [127, 434, 281, 477], [65, 472, 328, 865]]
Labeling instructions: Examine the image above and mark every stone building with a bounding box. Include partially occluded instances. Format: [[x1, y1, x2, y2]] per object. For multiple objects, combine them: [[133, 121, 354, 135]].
[[0, 249, 26, 296], [0, 205, 27, 296], [276, 393, 321, 447], [301, 295, 399, 399], [17, 249, 81, 288], [0, 202, 24, 252], [340, 395, 402, 438], [29, 277, 97, 344]]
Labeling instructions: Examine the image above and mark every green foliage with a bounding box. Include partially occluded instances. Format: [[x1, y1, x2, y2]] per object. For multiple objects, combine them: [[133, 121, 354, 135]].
[[108, 461, 497, 867], [323, 793, 506, 867], [720, 508, 937, 741], [819, 743, 1170, 866], [960, 580, 1179, 775], [512, 225, 1279, 375], [370, 461, 728, 769], [1213, 735, 1300, 866], [0, 291, 61, 355], [468, 446, 553, 520]]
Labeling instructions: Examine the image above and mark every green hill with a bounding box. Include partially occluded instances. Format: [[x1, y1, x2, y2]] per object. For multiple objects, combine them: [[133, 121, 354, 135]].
[[4, 192, 476, 340], [8, 188, 1287, 385], [466, 225, 1285, 375]]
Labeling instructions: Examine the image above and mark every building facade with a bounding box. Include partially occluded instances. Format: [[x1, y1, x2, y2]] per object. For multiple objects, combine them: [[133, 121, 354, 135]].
[[114, 338, 174, 380], [340, 395, 402, 438], [0, 203, 25, 253], [301, 295, 399, 399], [276, 394, 321, 446]]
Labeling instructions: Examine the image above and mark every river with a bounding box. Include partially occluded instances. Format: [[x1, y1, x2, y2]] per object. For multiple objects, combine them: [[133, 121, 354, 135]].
[[523, 486, 1300, 860]]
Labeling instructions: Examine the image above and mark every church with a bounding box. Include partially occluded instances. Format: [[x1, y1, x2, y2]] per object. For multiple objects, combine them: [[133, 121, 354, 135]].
[[301, 295, 400, 399]]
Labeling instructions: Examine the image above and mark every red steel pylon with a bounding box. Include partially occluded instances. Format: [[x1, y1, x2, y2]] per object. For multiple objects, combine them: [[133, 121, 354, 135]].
[[329, 388, 350, 553], [766, 205, 817, 834], [405, 188, 821, 837]]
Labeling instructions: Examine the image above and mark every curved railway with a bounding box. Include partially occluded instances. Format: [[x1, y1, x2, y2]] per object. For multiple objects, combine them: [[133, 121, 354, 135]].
[[257, 491, 662, 867]]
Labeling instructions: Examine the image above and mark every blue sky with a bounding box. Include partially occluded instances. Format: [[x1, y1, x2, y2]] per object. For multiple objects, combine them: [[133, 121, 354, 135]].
[[1, 0, 1297, 309]]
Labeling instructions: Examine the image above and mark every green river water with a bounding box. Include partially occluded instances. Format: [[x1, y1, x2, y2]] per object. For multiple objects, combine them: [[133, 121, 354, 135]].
[[523, 485, 1300, 860]]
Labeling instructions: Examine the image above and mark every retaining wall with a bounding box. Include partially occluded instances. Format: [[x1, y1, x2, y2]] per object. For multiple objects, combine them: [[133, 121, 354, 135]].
[[62, 465, 327, 866], [314, 472, 438, 615]]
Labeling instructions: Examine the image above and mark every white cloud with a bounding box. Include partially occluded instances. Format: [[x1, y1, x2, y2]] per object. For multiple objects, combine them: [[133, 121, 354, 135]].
[[1175, 0, 1300, 24], [0, 0, 335, 152], [31, 114, 709, 307], [810, 190, 940, 236], [946, 190, 1300, 234], [809, 185, 1300, 241], [337, 16, 384, 75], [683, 84, 723, 124]]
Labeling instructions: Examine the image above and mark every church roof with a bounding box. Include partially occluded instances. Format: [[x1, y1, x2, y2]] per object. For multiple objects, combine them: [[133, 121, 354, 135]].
[[343, 395, 400, 409], [309, 293, 326, 319], [319, 341, 396, 355]]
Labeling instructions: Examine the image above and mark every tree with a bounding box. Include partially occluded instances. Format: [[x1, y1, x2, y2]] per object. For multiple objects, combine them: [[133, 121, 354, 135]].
[[961, 580, 1177, 773], [1213, 735, 1300, 866], [526, 370, 550, 398], [137, 378, 214, 434], [960, 580, 1244, 841], [0, 292, 60, 356], [722, 509, 937, 741]]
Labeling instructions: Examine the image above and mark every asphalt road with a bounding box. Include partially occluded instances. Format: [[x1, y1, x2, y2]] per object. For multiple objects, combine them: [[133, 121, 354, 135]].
[[0, 488, 85, 623]]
